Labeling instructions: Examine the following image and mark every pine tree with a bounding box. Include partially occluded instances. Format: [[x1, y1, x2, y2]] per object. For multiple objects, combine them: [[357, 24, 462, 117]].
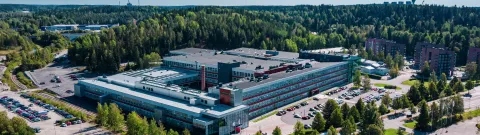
[[353, 70, 362, 87], [272, 126, 282, 135], [127, 112, 142, 135], [293, 121, 305, 135], [407, 85, 422, 105], [341, 103, 350, 119], [429, 82, 439, 100], [322, 99, 339, 121], [453, 82, 465, 93], [340, 117, 354, 135], [416, 100, 430, 130], [329, 108, 343, 127], [349, 106, 360, 122], [149, 119, 161, 135], [356, 98, 365, 116], [182, 129, 190, 135], [379, 104, 389, 115], [360, 103, 383, 134], [362, 75, 372, 90], [430, 102, 441, 128], [327, 126, 337, 135], [167, 129, 179, 135], [396, 127, 403, 135], [365, 125, 384, 135], [312, 113, 326, 132], [452, 95, 464, 114], [381, 93, 392, 107], [466, 80, 475, 94], [418, 82, 429, 101]]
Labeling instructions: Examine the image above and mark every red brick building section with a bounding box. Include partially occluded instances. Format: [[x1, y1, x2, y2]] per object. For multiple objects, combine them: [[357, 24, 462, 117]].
[[414, 42, 446, 68], [418, 47, 456, 77], [365, 38, 406, 57], [467, 47, 480, 64]]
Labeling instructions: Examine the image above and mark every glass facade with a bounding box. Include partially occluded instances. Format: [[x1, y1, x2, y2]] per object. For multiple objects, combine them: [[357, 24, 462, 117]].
[[244, 63, 350, 118]]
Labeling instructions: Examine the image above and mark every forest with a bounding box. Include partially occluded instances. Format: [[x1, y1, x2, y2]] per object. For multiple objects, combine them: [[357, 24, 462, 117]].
[[0, 4, 480, 73]]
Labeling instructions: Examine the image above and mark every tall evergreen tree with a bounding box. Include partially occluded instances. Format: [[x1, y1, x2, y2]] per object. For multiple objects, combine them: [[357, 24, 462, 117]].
[[430, 102, 441, 128], [312, 113, 326, 132], [353, 70, 362, 87], [327, 126, 337, 135], [329, 108, 344, 127], [349, 106, 361, 122], [272, 126, 282, 135], [341, 103, 350, 119], [356, 98, 365, 116], [416, 100, 430, 130], [322, 99, 339, 121], [293, 121, 305, 135]]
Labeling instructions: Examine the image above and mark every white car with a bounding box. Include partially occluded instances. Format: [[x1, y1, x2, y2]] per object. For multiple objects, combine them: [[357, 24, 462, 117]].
[[294, 114, 301, 118]]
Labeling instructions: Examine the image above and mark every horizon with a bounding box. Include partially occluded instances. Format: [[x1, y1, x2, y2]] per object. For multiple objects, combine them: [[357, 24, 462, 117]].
[[1, 0, 479, 7]]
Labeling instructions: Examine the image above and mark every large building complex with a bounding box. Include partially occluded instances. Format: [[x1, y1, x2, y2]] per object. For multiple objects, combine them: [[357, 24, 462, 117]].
[[467, 47, 480, 64], [365, 38, 406, 57], [74, 47, 355, 135]]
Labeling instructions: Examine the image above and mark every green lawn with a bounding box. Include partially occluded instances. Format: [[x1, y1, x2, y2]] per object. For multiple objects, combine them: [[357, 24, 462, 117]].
[[401, 80, 430, 87], [374, 83, 401, 90], [252, 110, 278, 122], [384, 128, 407, 135], [403, 121, 417, 129]]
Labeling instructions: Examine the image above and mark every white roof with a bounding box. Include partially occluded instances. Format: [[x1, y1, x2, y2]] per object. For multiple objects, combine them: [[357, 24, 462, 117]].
[[79, 80, 248, 118]]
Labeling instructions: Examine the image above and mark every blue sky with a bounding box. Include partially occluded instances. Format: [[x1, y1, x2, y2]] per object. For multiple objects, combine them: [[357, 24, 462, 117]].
[[1, 0, 479, 7]]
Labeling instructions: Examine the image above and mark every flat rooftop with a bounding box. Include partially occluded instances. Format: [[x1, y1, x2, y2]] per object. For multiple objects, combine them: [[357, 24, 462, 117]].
[[230, 61, 346, 90], [301, 47, 344, 53], [226, 47, 300, 61], [165, 53, 289, 72], [108, 67, 198, 86], [169, 48, 215, 55], [79, 79, 248, 118]]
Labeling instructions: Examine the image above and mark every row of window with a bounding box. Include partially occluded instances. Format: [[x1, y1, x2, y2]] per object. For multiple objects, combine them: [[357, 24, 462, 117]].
[[248, 78, 347, 117], [247, 74, 347, 110], [244, 69, 347, 105], [243, 64, 348, 99], [232, 71, 253, 78]]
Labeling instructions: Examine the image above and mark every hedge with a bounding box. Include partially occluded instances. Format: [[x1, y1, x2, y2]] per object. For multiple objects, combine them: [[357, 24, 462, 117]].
[[29, 93, 89, 121]]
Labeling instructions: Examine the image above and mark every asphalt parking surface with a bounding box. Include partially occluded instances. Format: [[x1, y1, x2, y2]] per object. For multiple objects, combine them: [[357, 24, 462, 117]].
[[0, 91, 109, 135], [31, 61, 98, 98]]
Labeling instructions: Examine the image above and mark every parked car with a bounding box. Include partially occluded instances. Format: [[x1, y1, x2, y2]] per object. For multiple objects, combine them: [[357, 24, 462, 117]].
[[287, 108, 295, 111], [301, 116, 310, 120], [65, 115, 74, 119], [308, 113, 314, 117], [312, 97, 319, 101], [294, 114, 301, 118], [304, 124, 312, 129], [61, 123, 67, 127], [66, 121, 72, 125], [33, 127, 41, 133], [32, 118, 41, 122], [309, 108, 316, 111]]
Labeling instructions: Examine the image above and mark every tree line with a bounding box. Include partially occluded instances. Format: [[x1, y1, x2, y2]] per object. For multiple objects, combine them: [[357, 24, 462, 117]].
[[2, 5, 480, 73], [96, 103, 190, 135], [0, 111, 36, 135]]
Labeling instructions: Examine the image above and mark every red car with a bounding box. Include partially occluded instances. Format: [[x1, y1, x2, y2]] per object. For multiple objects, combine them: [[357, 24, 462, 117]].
[[302, 116, 311, 120], [287, 108, 295, 111], [66, 121, 72, 125]]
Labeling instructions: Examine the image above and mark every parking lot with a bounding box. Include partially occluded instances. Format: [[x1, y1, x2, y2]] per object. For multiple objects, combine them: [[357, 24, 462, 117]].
[[325, 84, 404, 106], [29, 60, 97, 97], [0, 91, 109, 135], [279, 94, 356, 127]]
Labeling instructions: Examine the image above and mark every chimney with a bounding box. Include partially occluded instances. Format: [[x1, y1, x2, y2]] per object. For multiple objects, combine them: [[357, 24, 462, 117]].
[[201, 65, 206, 91]]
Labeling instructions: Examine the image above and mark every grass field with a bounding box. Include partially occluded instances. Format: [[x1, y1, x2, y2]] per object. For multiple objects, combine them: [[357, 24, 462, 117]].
[[374, 83, 401, 90], [252, 110, 278, 122], [403, 121, 417, 129], [401, 80, 430, 87], [0, 48, 20, 55], [384, 128, 407, 135]]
